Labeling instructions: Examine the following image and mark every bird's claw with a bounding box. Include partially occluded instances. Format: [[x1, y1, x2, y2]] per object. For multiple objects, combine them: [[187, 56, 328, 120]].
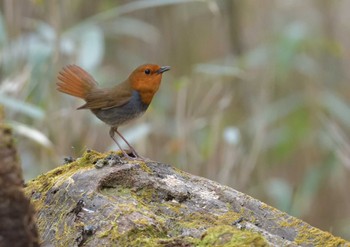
[[121, 149, 147, 161]]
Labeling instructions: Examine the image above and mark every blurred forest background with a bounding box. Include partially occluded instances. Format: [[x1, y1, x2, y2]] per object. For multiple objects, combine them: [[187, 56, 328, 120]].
[[0, 0, 349, 240]]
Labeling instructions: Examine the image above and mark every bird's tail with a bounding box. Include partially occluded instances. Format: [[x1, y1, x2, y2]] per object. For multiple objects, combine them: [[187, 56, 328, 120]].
[[57, 65, 98, 99]]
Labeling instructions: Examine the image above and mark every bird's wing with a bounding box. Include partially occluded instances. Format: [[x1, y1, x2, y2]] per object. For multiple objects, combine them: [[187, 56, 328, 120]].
[[77, 81, 132, 110]]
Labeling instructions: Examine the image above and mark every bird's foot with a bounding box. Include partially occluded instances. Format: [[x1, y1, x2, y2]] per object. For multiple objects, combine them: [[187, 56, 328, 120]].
[[121, 149, 147, 161]]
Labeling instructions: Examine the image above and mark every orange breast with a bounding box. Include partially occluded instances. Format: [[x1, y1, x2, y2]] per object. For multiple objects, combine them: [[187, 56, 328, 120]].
[[131, 77, 162, 105]]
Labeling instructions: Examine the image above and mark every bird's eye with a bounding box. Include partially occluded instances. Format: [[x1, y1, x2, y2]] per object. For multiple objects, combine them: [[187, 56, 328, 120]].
[[144, 69, 151, 75]]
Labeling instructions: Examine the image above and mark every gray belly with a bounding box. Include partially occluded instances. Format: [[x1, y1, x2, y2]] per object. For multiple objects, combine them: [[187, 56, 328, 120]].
[[91, 90, 149, 127]]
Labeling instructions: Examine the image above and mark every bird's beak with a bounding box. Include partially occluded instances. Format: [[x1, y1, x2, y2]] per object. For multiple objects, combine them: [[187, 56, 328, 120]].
[[157, 66, 171, 74]]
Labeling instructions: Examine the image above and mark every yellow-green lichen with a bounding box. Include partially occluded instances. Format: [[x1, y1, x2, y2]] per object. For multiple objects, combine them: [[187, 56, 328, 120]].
[[294, 222, 346, 246], [23, 150, 109, 241], [198, 225, 268, 247], [260, 201, 347, 246], [132, 187, 156, 204], [136, 161, 152, 173], [101, 187, 134, 198], [97, 216, 168, 246], [181, 212, 219, 229], [172, 166, 191, 179], [25, 150, 103, 195], [117, 225, 167, 247], [217, 211, 243, 225], [98, 222, 119, 240]]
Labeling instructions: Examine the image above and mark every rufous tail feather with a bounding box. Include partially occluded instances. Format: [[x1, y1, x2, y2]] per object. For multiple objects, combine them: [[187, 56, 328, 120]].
[[57, 65, 98, 99]]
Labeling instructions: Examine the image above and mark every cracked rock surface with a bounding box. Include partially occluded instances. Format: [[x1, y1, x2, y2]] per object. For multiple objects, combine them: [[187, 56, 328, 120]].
[[25, 150, 349, 246]]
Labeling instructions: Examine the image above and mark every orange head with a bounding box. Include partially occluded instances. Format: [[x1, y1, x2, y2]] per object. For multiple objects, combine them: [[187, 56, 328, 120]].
[[128, 64, 170, 104]]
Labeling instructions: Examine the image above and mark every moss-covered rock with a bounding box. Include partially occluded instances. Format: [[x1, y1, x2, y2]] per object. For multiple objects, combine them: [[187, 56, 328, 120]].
[[25, 151, 349, 246]]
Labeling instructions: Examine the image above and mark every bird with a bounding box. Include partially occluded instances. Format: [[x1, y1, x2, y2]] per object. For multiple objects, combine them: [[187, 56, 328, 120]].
[[56, 64, 170, 159]]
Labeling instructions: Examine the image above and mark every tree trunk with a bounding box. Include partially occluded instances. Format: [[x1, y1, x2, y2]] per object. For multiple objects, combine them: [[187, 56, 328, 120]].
[[0, 108, 39, 247]]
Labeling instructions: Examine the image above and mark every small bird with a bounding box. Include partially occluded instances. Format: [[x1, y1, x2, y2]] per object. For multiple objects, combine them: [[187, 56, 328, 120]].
[[56, 64, 170, 159]]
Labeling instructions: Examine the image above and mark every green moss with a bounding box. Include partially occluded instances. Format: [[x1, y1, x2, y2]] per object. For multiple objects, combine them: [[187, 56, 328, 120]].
[[181, 212, 219, 229], [23, 149, 107, 241], [172, 166, 191, 179], [79, 149, 107, 165], [99, 186, 252, 246], [134, 160, 152, 173], [181, 211, 242, 230], [119, 225, 167, 246], [294, 222, 346, 246], [198, 225, 268, 247], [99, 222, 119, 240], [133, 187, 156, 204], [217, 211, 242, 225], [97, 212, 168, 246], [160, 200, 183, 215], [25, 150, 101, 195], [261, 202, 347, 246], [161, 210, 251, 245], [102, 187, 133, 198]]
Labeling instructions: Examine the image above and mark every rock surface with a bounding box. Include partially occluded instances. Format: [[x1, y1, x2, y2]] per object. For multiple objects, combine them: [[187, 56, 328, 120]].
[[25, 150, 349, 246]]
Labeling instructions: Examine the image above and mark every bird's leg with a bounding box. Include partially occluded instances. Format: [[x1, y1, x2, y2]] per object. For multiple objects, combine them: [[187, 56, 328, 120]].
[[114, 128, 141, 158], [109, 127, 130, 158]]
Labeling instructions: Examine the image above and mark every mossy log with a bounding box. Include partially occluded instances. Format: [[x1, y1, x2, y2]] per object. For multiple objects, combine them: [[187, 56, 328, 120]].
[[24, 150, 349, 247]]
